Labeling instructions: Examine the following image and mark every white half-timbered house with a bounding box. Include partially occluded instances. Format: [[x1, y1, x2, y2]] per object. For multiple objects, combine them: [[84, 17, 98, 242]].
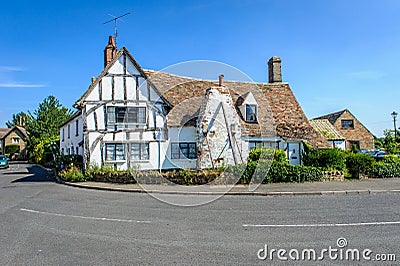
[[63, 37, 329, 171]]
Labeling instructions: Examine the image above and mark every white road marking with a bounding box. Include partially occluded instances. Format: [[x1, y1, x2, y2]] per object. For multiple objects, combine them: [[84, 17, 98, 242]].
[[20, 208, 151, 224], [243, 221, 400, 228]]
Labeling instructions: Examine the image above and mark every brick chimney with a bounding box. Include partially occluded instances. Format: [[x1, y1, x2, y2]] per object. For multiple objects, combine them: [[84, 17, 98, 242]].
[[104, 36, 118, 68], [218, 74, 224, 86], [268, 56, 282, 83]]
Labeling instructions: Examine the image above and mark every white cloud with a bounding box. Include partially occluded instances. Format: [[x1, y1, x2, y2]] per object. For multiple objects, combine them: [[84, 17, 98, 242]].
[[0, 66, 26, 72], [0, 82, 46, 88], [346, 71, 386, 79]]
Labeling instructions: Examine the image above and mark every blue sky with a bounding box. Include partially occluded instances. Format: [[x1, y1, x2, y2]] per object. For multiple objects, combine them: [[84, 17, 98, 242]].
[[1, 0, 400, 137]]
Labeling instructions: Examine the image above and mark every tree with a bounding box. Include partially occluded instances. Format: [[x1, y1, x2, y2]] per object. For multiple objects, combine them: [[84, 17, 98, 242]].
[[26, 96, 72, 163], [381, 129, 400, 154], [6, 112, 30, 128]]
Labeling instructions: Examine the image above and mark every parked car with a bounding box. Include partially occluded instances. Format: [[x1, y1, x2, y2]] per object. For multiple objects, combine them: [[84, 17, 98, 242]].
[[371, 150, 386, 160], [0, 155, 9, 169]]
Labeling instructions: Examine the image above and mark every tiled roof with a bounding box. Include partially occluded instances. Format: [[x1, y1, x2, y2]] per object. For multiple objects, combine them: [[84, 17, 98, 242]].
[[0, 128, 10, 139], [309, 119, 345, 140], [144, 70, 330, 148], [14, 126, 28, 139], [0, 126, 28, 140], [313, 109, 347, 124]]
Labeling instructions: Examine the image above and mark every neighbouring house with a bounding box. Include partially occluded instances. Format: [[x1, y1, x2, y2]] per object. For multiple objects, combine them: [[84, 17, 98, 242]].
[[313, 109, 375, 150], [0, 126, 28, 159], [59, 111, 84, 157], [62, 36, 329, 171], [309, 119, 346, 150]]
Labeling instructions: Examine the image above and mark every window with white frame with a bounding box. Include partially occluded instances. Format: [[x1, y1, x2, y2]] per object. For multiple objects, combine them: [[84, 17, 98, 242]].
[[105, 143, 125, 161], [107, 106, 146, 124], [12, 137, 20, 144], [171, 143, 196, 159], [62, 128, 65, 141], [245, 104, 257, 122], [131, 143, 149, 161]]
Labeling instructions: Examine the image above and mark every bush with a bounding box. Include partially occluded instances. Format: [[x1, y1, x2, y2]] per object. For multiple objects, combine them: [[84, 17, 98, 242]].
[[5, 144, 20, 156], [59, 167, 86, 182], [345, 153, 375, 179], [266, 162, 323, 183], [226, 160, 323, 184], [303, 147, 346, 171], [248, 148, 288, 164], [381, 154, 400, 164], [86, 164, 137, 183], [369, 162, 400, 178], [55, 154, 83, 170]]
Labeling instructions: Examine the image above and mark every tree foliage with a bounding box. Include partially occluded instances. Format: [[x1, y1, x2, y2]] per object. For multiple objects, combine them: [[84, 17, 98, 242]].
[[25, 96, 72, 163], [379, 129, 400, 154], [6, 112, 30, 128]]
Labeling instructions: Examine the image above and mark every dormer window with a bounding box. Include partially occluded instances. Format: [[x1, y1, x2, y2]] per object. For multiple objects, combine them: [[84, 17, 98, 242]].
[[245, 104, 257, 122]]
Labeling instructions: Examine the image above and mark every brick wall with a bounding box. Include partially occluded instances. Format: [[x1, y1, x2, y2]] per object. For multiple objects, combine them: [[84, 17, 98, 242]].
[[332, 110, 374, 150]]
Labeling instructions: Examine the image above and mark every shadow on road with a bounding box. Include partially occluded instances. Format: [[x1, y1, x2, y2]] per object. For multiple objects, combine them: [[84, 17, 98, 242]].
[[11, 165, 55, 183]]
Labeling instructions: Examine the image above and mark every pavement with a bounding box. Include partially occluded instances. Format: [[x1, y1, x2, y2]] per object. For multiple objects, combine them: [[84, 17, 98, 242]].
[[55, 171, 400, 196]]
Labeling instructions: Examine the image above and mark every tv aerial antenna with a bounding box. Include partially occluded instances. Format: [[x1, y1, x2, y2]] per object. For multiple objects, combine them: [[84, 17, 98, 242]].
[[103, 12, 130, 45]]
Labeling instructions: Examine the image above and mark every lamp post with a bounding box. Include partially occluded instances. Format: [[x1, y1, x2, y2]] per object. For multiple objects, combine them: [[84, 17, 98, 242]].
[[391, 111, 398, 139]]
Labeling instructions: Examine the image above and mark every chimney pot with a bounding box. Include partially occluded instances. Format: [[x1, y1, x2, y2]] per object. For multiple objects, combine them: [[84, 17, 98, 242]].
[[104, 36, 118, 68], [91, 77, 95, 84], [218, 74, 224, 86], [268, 56, 282, 83]]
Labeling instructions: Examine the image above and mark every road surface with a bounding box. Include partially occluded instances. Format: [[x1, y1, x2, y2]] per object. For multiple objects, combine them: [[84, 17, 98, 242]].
[[0, 163, 399, 265]]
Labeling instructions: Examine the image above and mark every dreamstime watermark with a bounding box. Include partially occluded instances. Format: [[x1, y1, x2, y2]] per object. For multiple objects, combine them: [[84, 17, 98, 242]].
[[134, 60, 276, 206], [257, 237, 396, 262]]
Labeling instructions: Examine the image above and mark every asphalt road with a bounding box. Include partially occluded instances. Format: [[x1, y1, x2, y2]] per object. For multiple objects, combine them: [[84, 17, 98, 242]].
[[0, 163, 399, 265]]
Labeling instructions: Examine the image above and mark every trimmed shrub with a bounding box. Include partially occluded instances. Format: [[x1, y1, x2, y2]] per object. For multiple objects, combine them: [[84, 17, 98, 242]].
[[345, 153, 375, 179], [59, 167, 86, 182], [303, 147, 346, 171], [369, 162, 400, 178], [381, 154, 400, 164], [5, 144, 20, 156], [266, 162, 323, 183], [248, 148, 288, 164], [226, 160, 323, 184]]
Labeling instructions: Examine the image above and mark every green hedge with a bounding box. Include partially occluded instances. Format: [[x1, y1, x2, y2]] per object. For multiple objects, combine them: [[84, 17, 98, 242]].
[[302, 147, 346, 171], [345, 153, 375, 178], [369, 162, 400, 178], [225, 161, 323, 184], [5, 144, 20, 156]]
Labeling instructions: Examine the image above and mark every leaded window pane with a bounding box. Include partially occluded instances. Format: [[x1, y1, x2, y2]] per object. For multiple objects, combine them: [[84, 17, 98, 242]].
[[141, 143, 149, 160], [171, 143, 179, 159], [106, 144, 115, 161], [131, 143, 140, 160], [115, 144, 125, 160], [138, 107, 146, 124], [107, 107, 116, 123]]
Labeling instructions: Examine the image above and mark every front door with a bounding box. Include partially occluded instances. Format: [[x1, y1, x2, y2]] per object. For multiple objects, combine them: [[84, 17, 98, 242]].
[[287, 142, 301, 165]]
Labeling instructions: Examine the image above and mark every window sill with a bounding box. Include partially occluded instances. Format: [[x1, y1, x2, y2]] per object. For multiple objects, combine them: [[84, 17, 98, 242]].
[[130, 160, 150, 163], [171, 158, 197, 161]]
